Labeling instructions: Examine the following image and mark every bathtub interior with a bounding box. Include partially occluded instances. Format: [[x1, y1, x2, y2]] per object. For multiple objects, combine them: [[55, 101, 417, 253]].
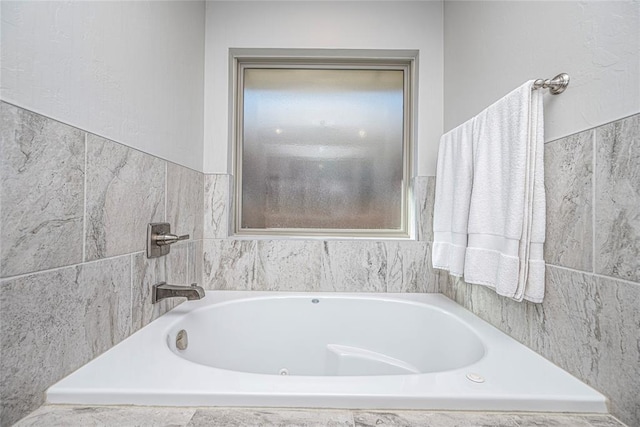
[[166, 296, 486, 376]]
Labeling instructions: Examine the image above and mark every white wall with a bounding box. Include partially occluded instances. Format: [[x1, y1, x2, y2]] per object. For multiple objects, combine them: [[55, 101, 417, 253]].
[[444, 0, 640, 140], [203, 1, 444, 176], [1, 1, 206, 172]]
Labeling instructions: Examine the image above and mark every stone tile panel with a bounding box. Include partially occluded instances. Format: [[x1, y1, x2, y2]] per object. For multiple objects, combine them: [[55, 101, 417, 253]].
[[595, 114, 640, 282], [0, 257, 131, 426], [0, 102, 84, 277], [544, 130, 594, 271], [85, 134, 165, 261]]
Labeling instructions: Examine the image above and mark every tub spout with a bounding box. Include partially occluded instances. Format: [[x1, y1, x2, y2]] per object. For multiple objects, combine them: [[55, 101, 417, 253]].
[[152, 282, 205, 304]]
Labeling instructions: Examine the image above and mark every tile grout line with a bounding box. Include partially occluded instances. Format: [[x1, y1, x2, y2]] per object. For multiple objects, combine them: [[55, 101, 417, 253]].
[[548, 263, 640, 287], [164, 161, 168, 222], [130, 253, 134, 333], [0, 251, 148, 282], [592, 128, 597, 275], [82, 132, 88, 263]]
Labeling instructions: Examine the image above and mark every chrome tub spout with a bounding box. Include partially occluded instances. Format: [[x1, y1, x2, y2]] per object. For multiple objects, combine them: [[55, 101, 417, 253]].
[[152, 282, 205, 304]]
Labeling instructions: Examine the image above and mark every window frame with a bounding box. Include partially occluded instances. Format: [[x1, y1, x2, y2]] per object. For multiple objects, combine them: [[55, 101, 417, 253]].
[[230, 49, 417, 239]]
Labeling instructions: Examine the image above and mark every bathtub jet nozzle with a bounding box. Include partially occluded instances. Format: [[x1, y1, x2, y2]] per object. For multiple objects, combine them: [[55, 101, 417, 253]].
[[152, 282, 205, 304]]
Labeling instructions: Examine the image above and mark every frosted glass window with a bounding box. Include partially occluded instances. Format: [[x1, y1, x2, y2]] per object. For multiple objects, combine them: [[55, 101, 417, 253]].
[[236, 65, 409, 236]]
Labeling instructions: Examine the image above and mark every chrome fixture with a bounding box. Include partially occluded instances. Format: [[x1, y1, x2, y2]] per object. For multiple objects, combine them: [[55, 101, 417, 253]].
[[532, 73, 570, 95], [152, 282, 205, 304], [147, 223, 189, 258], [176, 330, 188, 351]]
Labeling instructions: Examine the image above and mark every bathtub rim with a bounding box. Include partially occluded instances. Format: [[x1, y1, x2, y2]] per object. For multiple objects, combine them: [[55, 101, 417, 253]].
[[46, 291, 609, 414]]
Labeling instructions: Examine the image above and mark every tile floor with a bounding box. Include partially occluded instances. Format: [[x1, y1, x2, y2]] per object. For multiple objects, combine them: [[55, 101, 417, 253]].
[[14, 406, 626, 427]]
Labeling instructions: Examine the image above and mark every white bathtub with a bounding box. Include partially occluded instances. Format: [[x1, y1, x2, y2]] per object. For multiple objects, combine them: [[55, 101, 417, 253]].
[[47, 292, 607, 413]]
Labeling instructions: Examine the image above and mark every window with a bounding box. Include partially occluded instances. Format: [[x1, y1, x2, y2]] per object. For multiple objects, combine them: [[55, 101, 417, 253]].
[[232, 50, 415, 238]]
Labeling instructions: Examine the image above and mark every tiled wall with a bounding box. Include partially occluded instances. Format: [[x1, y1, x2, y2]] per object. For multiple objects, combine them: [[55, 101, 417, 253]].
[[201, 175, 439, 293], [440, 113, 640, 427], [0, 102, 204, 426], [13, 100, 637, 425]]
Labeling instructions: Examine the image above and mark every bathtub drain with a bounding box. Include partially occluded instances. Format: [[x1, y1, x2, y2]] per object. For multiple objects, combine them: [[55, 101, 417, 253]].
[[279, 368, 289, 376]]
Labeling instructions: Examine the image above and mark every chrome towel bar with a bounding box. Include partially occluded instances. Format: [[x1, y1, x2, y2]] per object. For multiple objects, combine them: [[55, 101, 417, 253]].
[[532, 73, 570, 95]]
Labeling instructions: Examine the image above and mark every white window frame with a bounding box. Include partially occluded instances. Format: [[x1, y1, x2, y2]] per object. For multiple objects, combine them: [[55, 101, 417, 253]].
[[230, 48, 417, 239]]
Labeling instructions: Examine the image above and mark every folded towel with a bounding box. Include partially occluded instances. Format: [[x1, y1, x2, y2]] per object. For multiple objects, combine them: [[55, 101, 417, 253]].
[[432, 118, 474, 277], [463, 81, 546, 302]]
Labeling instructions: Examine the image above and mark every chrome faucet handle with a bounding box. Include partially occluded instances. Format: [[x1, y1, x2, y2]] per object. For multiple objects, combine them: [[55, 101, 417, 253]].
[[147, 223, 189, 258], [154, 233, 189, 246]]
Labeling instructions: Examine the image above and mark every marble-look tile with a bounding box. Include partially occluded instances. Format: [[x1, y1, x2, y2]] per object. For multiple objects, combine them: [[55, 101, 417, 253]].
[[167, 163, 204, 241], [190, 239, 204, 286], [320, 241, 387, 292], [467, 282, 534, 346], [354, 411, 624, 427], [85, 133, 165, 261], [253, 240, 324, 291], [511, 413, 620, 427], [354, 411, 521, 427], [131, 242, 190, 331], [14, 405, 196, 427], [440, 274, 471, 308], [595, 114, 640, 282], [544, 130, 593, 272], [414, 176, 436, 242], [531, 266, 640, 427], [0, 102, 85, 277], [577, 414, 628, 427], [0, 257, 131, 426], [386, 241, 437, 293], [187, 408, 354, 427], [590, 275, 640, 427], [203, 239, 256, 290], [204, 174, 231, 239], [442, 275, 533, 346]]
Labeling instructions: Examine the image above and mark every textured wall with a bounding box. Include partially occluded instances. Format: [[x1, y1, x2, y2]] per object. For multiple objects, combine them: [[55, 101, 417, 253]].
[[0, 102, 205, 426], [203, 1, 444, 176], [0, 1, 206, 172], [201, 175, 438, 294], [440, 114, 640, 427]]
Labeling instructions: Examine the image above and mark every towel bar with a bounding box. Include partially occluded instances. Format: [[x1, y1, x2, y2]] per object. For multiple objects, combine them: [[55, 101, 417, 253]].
[[532, 73, 570, 95]]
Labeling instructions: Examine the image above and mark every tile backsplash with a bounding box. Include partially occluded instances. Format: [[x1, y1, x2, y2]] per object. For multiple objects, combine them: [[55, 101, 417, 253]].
[[0, 102, 204, 426], [200, 174, 438, 293]]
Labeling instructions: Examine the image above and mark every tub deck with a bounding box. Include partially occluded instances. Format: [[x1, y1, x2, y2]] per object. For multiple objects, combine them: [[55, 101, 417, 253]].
[[46, 292, 607, 414]]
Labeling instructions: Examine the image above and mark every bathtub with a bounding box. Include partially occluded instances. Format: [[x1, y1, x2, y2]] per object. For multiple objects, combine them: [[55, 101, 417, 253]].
[[47, 292, 607, 413]]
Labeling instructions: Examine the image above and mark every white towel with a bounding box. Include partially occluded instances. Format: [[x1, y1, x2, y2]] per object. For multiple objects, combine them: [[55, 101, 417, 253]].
[[463, 81, 546, 302], [432, 118, 474, 277]]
